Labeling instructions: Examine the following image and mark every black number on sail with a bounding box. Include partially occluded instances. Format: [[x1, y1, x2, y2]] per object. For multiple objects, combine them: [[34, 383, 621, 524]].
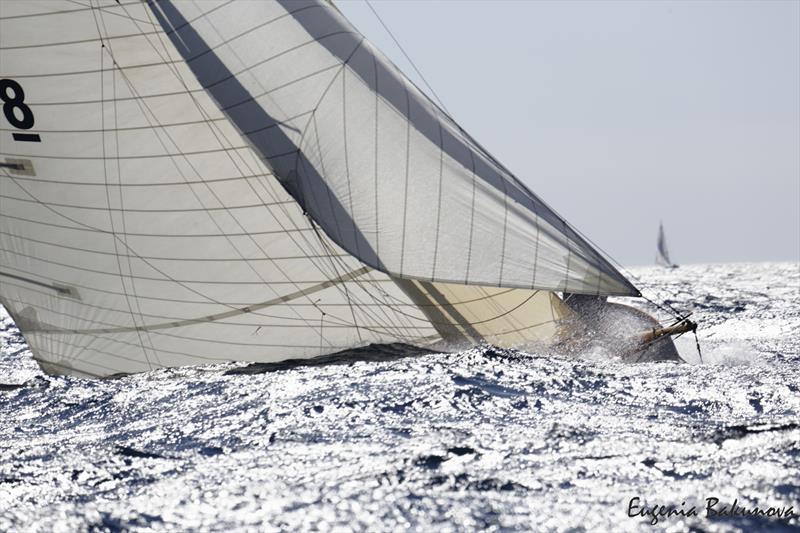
[[0, 79, 41, 142], [0, 79, 34, 129]]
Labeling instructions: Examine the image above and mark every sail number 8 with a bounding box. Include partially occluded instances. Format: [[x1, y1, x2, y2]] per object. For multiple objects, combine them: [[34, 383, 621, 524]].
[[0, 79, 35, 130]]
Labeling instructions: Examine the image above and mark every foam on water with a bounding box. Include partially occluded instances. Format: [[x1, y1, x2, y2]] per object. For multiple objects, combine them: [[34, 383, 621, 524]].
[[1, 262, 798, 532]]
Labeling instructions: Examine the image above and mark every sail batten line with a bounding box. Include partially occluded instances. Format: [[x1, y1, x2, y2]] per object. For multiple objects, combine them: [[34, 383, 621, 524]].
[[22, 266, 372, 335], [92, 0, 163, 369], [0, 277, 432, 329]]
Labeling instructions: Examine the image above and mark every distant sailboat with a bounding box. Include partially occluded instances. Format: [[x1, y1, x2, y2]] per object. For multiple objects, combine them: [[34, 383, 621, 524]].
[[0, 0, 693, 377], [656, 222, 678, 268]]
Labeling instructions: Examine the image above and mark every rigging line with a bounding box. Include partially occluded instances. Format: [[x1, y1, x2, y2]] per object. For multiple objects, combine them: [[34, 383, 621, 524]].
[[359, 268, 435, 339], [316, 224, 434, 341], [340, 67, 361, 259], [363, 0, 450, 115], [398, 77, 411, 275], [288, 178, 406, 337], [0, 1, 146, 22], [304, 209, 426, 339], [563, 220, 573, 294], [67, 0, 158, 26], [693, 328, 703, 364], [18, 266, 371, 336], [349, 270, 427, 340], [1, 172, 297, 189], [627, 315, 700, 361], [0, 277, 386, 329], [303, 213, 420, 340], [2, 278, 430, 344], [479, 285, 529, 332], [97, 5, 163, 368], [0, 226, 353, 260], [0, 214, 317, 238], [309, 114, 345, 244], [546, 195, 689, 323], [315, 236, 419, 340], [0, 29, 163, 51], [463, 149, 478, 284], [306, 219, 397, 339], [354, 279, 426, 340], [430, 99, 445, 280], [0, 248, 348, 285], [0, 193, 294, 212], [309, 219, 363, 343], [90, 0, 155, 371]]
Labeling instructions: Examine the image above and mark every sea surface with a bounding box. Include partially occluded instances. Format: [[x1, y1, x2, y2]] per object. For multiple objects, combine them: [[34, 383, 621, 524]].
[[1, 262, 798, 532]]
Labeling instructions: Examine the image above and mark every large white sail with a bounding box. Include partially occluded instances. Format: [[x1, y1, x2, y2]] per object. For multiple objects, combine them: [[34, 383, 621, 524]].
[[0, 1, 633, 377]]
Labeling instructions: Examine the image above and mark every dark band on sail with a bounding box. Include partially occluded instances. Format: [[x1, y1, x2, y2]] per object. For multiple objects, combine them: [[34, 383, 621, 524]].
[[148, 0, 384, 271], [393, 278, 483, 345]]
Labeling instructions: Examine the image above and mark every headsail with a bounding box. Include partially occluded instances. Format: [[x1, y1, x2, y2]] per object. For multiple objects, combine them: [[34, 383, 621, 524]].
[[147, 0, 637, 296], [0, 0, 634, 377]]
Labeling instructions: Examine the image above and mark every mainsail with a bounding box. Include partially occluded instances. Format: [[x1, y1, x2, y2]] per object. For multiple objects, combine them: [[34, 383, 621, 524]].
[[655, 222, 676, 268], [0, 0, 638, 378]]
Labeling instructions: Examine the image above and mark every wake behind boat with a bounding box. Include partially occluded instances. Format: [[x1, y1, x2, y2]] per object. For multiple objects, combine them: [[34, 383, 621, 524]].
[[0, 0, 693, 378]]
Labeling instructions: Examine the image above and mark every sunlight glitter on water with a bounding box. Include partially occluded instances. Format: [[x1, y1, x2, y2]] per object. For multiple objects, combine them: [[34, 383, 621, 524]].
[[1, 263, 798, 532]]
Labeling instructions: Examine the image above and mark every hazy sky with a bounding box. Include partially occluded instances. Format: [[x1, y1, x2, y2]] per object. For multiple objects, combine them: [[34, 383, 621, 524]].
[[337, 0, 800, 266]]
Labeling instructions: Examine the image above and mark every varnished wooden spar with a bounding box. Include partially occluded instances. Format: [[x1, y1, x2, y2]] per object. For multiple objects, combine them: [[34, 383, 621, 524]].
[[639, 319, 697, 345]]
